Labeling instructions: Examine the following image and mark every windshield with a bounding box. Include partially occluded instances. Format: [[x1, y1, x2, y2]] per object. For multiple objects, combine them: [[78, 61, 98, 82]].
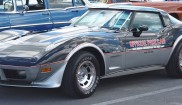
[[0, 0, 14, 12], [72, 10, 132, 30]]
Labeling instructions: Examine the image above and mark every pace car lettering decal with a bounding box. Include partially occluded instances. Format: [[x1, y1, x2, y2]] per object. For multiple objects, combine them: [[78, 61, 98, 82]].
[[129, 38, 166, 48]]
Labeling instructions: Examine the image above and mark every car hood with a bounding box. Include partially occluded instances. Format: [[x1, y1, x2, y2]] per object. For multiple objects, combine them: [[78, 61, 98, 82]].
[[0, 26, 108, 66], [0, 29, 30, 42]]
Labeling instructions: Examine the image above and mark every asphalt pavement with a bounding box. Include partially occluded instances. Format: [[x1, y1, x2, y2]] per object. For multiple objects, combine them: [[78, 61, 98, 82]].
[[1, 69, 182, 105]]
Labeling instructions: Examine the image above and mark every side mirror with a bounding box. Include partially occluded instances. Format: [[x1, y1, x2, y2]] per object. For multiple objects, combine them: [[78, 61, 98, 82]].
[[139, 25, 148, 32], [131, 25, 148, 37], [20, 5, 29, 14], [131, 28, 141, 37], [23, 5, 29, 11]]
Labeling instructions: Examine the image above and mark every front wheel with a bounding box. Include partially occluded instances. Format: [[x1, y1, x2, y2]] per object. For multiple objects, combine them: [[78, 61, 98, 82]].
[[62, 51, 100, 98], [166, 42, 182, 78]]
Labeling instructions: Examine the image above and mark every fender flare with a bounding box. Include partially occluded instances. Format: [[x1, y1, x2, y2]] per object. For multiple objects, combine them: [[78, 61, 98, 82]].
[[65, 42, 106, 73]]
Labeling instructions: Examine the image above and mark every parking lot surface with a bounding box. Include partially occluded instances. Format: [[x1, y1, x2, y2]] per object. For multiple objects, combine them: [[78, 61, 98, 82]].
[[1, 69, 182, 105]]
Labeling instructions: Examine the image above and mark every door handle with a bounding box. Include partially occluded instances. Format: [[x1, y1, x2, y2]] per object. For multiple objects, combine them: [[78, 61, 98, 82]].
[[71, 10, 79, 12]]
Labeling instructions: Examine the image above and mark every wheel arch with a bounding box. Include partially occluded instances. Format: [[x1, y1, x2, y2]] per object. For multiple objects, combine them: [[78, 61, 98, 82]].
[[65, 43, 106, 76], [166, 35, 182, 65]]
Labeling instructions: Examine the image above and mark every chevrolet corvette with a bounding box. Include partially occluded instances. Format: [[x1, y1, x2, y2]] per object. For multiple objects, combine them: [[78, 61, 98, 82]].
[[0, 5, 182, 98]]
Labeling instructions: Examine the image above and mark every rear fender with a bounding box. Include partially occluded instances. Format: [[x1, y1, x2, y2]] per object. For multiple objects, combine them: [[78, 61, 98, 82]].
[[166, 34, 182, 65]]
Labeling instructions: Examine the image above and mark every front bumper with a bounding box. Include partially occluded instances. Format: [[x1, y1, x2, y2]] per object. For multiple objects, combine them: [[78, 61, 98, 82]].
[[0, 61, 66, 88]]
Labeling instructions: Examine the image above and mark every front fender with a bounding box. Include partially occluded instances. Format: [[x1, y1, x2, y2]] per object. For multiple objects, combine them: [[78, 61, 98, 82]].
[[65, 43, 105, 62]]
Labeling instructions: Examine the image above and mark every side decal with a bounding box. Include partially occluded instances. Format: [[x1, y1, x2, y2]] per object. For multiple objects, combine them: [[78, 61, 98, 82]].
[[129, 38, 166, 48]]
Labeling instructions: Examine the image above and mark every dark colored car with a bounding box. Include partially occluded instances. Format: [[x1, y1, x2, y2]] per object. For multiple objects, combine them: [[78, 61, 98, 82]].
[[0, 5, 182, 98], [0, 0, 89, 31]]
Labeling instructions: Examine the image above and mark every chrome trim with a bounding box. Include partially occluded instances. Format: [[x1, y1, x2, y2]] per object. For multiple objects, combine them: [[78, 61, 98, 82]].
[[166, 34, 182, 65], [109, 67, 121, 71], [0, 11, 18, 14], [75, 6, 86, 8], [10, 22, 70, 29], [102, 65, 164, 79], [26, 9, 49, 13], [65, 43, 106, 74], [53, 21, 70, 24], [0, 11, 17, 13], [48, 6, 86, 11], [0, 26, 11, 30], [10, 23, 52, 28], [64, 6, 86, 10], [76, 61, 96, 90], [48, 8, 65, 11], [65, 7, 81, 10], [13, 0, 16, 12]]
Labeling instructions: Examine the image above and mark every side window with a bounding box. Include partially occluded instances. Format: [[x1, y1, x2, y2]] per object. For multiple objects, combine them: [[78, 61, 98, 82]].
[[131, 12, 164, 33], [75, 0, 84, 6], [162, 14, 172, 26], [16, 0, 24, 11], [113, 11, 131, 29], [121, 11, 133, 31], [1, 0, 14, 12], [102, 11, 132, 30], [16, 0, 45, 11], [48, 0, 73, 9], [27, 0, 45, 10]]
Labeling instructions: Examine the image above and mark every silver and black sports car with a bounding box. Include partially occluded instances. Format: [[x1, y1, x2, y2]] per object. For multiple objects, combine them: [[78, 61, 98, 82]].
[[0, 5, 182, 98]]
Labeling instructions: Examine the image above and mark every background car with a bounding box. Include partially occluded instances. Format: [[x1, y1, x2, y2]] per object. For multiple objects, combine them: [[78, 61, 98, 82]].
[[0, 0, 89, 31], [0, 5, 182, 98], [98, 0, 182, 20], [132, 2, 182, 20]]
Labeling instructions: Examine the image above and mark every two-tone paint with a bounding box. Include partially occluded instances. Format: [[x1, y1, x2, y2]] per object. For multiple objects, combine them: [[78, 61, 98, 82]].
[[0, 6, 182, 88]]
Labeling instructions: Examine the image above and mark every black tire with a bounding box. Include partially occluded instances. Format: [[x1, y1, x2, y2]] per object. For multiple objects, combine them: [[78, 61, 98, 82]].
[[166, 42, 182, 78], [62, 51, 100, 98]]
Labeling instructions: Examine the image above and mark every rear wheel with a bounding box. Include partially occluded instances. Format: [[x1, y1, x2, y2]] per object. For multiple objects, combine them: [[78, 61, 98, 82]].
[[166, 42, 182, 78], [62, 51, 100, 98]]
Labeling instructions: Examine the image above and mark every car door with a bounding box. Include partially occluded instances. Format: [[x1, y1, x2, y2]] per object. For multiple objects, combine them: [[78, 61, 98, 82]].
[[124, 12, 166, 69], [9, 0, 52, 31], [48, 0, 87, 28], [0, 13, 11, 31], [0, 0, 12, 31]]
